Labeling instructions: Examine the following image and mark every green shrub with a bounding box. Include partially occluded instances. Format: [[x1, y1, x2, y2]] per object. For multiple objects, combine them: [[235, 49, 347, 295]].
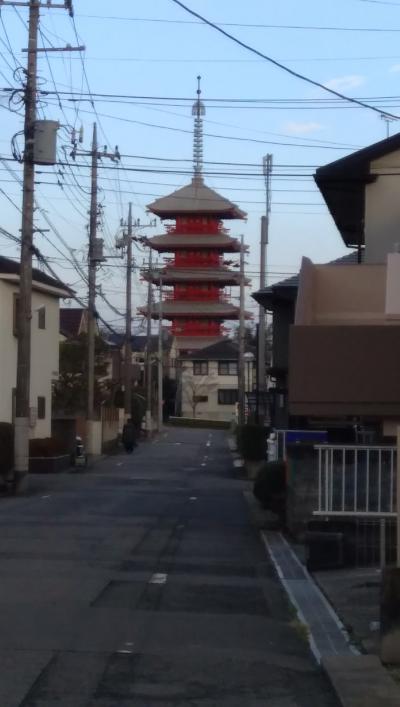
[[253, 461, 286, 517], [0, 422, 13, 478], [236, 424, 266, 461], [29, 437, 66, 458]]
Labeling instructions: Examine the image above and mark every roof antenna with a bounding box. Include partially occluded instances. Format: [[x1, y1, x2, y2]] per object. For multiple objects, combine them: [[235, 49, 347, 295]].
[[192, 75, 205, 183]]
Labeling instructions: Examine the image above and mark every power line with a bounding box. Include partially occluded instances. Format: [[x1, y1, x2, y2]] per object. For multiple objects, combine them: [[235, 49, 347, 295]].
[[72, 13, 400, 31], [170, 0, 400, 120]]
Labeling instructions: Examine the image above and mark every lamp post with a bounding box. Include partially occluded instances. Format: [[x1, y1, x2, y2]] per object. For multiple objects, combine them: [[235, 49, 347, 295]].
[[244, 351, 255, 420]]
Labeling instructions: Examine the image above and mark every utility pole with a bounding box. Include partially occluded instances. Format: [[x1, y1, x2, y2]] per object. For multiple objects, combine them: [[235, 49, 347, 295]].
[[259, 155, 272, 401], [238, 235, 246, 426], [71, 125, 120, 452], [145, 248, 153, 436], [9, 0, 75, 491], [87, 123, 98, 428], [157, 275, 163, 432], [124, 203, 133, 422]]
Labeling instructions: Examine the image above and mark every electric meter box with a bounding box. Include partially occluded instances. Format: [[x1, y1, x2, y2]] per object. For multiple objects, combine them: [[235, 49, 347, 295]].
[[33, 120, 59, 165]]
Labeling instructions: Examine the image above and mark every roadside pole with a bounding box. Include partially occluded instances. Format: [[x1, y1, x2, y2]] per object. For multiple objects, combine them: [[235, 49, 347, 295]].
[[157, 275, 163, 432], [124, 203, 133, 422], [145, 249, 153, 436], [238, 235, 246, 426]]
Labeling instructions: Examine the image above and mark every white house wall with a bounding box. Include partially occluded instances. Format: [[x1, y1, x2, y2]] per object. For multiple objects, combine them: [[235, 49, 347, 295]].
[[0, 280, 60, 438], [181, 360, 238, 422], [365, 150, 400, 263]]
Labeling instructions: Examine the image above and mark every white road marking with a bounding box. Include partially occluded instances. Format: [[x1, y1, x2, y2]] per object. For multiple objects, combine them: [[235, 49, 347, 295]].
[[149, 573, 168, 584], [189, 496, 197, 501], [206, 441, 211, 447], [41, 495, 51, 499], [174, 442, 182, 446], [234, 459, 244, 468], [117, 649, 134, 654], [201, 463, 206, 467], [116, 462, 123, 466]]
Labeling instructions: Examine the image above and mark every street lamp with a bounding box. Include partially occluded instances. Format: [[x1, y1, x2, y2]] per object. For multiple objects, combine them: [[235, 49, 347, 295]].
[[244, 351, 255, 393]]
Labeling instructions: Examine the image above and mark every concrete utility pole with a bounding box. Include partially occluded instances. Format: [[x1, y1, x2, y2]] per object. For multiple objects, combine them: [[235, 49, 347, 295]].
[[157, 275, 163, 431], [238, 235, 246, 426], [258, 154, 272, 402], [11, 0, 75, 491], [13, 0, 39, 490], [124, 203, 133, 422], [145, 248, 153, 435], [87, 123, 98, 427], [71, 125, 120, 452]]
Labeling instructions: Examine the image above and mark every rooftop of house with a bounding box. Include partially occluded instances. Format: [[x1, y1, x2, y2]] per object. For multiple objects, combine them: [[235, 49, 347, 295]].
[[181, 338, 239, 360], [60, 308, 86, 338], [0, 255, 72, 296], [106, 331, 173, 353], [147, 177, 247, 220], [314, 131, 400, 247]]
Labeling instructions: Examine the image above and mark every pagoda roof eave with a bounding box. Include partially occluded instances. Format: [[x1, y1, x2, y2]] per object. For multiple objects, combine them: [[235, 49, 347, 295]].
[[145, 234, 242, 253], [142, 267, 249, 286], [138, 301, 251, 320], [146, 177, 247, 220]]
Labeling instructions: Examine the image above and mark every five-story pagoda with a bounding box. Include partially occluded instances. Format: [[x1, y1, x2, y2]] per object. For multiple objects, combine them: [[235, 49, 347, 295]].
[[141, 78, 249, 353]]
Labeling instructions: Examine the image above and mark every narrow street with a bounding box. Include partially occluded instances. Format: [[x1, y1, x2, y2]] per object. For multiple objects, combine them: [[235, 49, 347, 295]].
[[0, 428, 339, 706]]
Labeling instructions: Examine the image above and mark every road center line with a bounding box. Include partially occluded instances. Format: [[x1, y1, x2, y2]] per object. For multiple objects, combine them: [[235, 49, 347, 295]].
[[149, 573, 168, 584]]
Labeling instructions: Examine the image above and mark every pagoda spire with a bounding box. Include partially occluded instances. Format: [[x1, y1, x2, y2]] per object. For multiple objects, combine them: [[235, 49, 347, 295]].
[[192, 75, 205, 182]]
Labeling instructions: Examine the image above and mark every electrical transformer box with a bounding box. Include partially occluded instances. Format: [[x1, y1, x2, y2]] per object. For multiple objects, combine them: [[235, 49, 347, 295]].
[[33, 120, 59, 165]]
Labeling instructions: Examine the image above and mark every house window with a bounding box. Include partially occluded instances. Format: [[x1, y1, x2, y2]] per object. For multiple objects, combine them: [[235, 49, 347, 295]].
[[218, 361, 238, 376], [38, 306, 46, 330], [37, 396, 46, 420], [13, 294, 20, 337], [218, 389, 238, 405], [193, 395, 208, 403], [193, 361, 208, 375]]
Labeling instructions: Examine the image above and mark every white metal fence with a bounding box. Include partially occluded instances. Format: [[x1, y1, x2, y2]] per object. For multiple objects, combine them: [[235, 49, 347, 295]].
[[315, 445, 397, 517]]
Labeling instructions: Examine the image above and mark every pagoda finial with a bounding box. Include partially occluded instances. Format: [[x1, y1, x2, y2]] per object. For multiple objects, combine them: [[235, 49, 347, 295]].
[[192, 75, 205, 182]]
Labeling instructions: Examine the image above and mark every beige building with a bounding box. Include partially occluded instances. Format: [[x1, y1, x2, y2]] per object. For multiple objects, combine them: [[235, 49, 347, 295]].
[[260, 131, 400, 438], [180, 339, 253, 423], [0, 256, 71, 438]]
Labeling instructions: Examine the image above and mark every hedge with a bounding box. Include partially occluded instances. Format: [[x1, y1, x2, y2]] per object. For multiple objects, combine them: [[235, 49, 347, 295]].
[[236, 424, 266, 461]]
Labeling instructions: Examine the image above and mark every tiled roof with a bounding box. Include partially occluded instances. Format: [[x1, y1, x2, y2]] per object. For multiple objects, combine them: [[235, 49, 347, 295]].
[[315, 132, 400, 247], [147, 177, 246, 219], [0, 255, 72, 294], [106, 332, 172, 353], [60, 308, 85, 337], [182, 338, 239, 360]]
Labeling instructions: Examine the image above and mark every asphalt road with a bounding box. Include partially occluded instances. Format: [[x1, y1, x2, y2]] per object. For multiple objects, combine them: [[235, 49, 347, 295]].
[[0, 427, 340, 706]]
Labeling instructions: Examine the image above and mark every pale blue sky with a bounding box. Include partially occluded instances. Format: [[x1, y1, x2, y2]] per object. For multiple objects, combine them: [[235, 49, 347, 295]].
[[1, 0, 400, 325]]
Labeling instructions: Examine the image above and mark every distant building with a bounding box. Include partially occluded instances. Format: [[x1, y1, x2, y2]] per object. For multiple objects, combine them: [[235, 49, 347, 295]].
[[0, 256, 71, 438], [180, 339, 254, 422]]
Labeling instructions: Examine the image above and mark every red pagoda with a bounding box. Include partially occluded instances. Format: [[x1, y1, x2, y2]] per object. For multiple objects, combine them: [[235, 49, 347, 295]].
[[141, 78, 249, 353]]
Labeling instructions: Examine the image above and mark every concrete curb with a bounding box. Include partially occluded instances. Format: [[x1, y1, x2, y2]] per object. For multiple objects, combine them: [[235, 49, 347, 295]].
[[260, 531, 400, 707]]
